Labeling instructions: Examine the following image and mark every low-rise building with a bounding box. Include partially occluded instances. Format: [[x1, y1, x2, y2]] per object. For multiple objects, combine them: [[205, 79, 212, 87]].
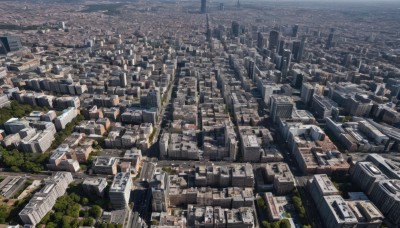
[[0, 176, 27, 199], [92, 156, 118, 175], [263, 163, 295, 195], [82, 177, 108, 197]]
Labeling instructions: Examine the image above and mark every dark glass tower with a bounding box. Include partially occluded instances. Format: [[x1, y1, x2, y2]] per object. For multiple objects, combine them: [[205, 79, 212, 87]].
[[201, 0, 206, 13], [0, 35, 22, 54], [268, 30, 280, 52]]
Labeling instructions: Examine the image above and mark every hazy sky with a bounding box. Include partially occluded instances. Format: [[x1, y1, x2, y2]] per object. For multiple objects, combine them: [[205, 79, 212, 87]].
[[234, 0, 400, 2]]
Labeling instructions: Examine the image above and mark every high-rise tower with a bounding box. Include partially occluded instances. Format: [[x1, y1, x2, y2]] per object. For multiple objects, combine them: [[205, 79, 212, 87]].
[[292, 24, 299, 37], [201, 0, 207, 13], [268, 30, 280, 52], [232, 21, 240, 37]]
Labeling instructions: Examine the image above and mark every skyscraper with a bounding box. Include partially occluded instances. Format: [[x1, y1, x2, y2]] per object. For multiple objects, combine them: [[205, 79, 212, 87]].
[[0, 35, 22, 54], [219, 3, 224, 11], [247, 59, 255, 81], [232, 21, 240, 37], [257, 32, 265, 50], [201, 0, 207, 13], [278, 39, 285, 55], [281, 49, 292, 77], [120, 72, 127, 88], [268, 30, 280, 52], [292, 24, 299, 37], [297, 37, 307, 62], [292, 40, 300, 60], [326, 28, 335, 50]]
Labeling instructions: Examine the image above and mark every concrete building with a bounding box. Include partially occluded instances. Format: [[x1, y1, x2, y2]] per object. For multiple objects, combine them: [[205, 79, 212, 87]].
[[47, 149, 80, 172], [300, 82, 314, 106], [270, 96, 294, 123], [82, 177, 108, 197], [3, 118, 29, 134], [263, 163, 295, 195], [109, 170, 132, 209], [325, 118, 390, 153], [346, 200, 384, 227], [19, 172, 73, 226], [368, 179, 400, 226], [19, 129, 55, 153], [141, 88, 161, 110], [194, 164, 254, 188], [241, 135, 262, 162], [281, 121, 349, 174], [159, 132, 169, 159], [93, 156, 118, 175], [320, 195, 358, 228], [310, 174, 384, 228], [309, 174, 340, 210], [54, 107, 78, 131], [366, 154, 400, 179], [151, 171, 169, 212], [312, 95, 338, 119], [0, 94, 11, 108], [350, 161, 388, 194], [0, 176, 27, 199]]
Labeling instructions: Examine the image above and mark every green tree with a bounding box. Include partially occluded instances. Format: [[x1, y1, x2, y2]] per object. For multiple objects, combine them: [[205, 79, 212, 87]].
[[53, 212, 64, 224], [9, 166, 20, 172], [257, 197, 266, 209], [46, 222, 57, 228], [98, 223, 108, 228], [61, 216, 73, 228], [69, 193, 81, 203], [82, 197, 89, 205], [0, 205, 9, 223], [90, 205, 102, 218], [67, 203, 80, 217], [40, 212, 51, 224], [272, 221, 281, 228], [262, 220, 271, 228], [280, 219, 291, 228], [81, 217, 95, 226]]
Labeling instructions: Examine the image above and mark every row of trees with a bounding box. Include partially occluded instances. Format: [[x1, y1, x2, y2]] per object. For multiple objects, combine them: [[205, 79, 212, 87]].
[[0, 205, 9, 224], [0, 101, 48, 126], [50, 114, 85, 150], [0, 147, 49, 173], [0, 24, 40, 31], [149, 127, 157, 143], [262, 219, 291, 228], [292, 188, 311, 227]]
